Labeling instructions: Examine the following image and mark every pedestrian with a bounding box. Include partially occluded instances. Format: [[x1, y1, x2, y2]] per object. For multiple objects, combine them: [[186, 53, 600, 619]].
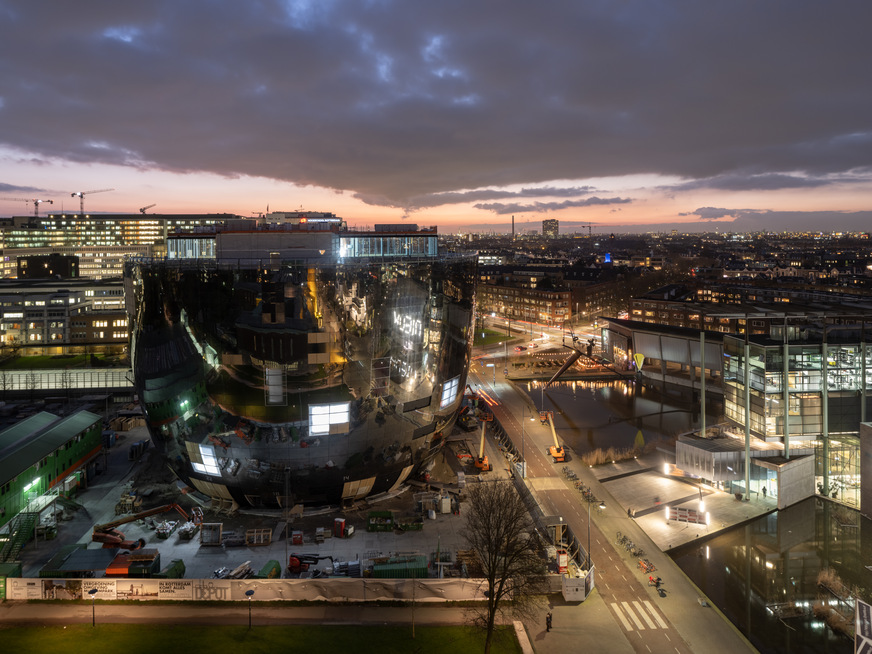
[[762, 486, 767, 498], [627, 507, 632, 518], [546, 611, 552, 632]]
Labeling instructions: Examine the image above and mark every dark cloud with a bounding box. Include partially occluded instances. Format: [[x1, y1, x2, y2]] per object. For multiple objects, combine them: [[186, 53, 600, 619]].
[[0, 2, 871, 207], [474, 196, 632, 215], [668, 173, 840, 192], [680, 207, 744, 221], [0, 182, 45, 195], [354, 185, 598, 209]]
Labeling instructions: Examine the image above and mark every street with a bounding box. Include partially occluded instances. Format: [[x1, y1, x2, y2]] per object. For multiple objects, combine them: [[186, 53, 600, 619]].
[[468, 363, 757, 654]]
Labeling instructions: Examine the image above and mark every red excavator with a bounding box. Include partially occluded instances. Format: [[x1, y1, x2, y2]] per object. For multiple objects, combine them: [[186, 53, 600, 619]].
[[92, 504, 197, 550]]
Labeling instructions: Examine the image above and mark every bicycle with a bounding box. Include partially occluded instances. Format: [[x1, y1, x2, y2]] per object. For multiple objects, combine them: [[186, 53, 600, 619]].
[[638, 559, 656, 573]]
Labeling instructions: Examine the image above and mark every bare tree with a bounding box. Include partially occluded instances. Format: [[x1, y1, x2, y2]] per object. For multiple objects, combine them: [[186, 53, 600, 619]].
[[60, 368, 73, 402], [463, 480, 546, 653], [25, 370, 39, 399]]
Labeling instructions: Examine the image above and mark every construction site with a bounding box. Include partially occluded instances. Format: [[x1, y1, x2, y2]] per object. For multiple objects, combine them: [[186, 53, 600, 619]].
[[2, 390, 580, 594]]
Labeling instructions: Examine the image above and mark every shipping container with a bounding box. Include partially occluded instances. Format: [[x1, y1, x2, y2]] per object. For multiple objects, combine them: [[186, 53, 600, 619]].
[[371, 554, 428, 579]]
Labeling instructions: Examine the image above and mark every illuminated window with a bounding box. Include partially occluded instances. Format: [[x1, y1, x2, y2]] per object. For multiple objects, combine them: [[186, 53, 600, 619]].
[[309, 402, 350, 435], [191, 444, 221, 476], [440, 375, 461, 409]]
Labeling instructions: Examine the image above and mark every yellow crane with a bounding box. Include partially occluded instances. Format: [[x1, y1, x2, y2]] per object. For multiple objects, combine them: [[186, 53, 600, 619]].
[[474, 418, 492, 471], [541, 411, 565, 462]]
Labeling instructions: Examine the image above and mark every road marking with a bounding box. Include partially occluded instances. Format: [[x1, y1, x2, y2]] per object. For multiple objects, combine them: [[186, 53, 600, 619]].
[[664, 633, 671, 641], [609, 603, 633, 630], [633, 601, 656, 629], [644, 601, 668, 628], [607, 601, 669, 632], [621, 601, 645, 629]]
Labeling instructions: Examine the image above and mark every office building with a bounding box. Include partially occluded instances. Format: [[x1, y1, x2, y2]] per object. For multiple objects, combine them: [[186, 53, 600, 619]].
[[0, 278, 127, 354], [0, 213, 231, 278]]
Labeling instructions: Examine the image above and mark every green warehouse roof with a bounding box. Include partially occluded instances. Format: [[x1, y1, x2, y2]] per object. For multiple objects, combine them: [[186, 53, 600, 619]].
[[0, 410, 101, 485]]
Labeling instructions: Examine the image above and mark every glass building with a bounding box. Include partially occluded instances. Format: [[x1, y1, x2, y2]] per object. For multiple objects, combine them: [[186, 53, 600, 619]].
[[125, 218, 476, 508], [722, 319, 872, 507]]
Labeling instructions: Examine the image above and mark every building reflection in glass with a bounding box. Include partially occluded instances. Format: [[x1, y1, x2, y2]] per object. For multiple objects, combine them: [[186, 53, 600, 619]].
[[125, 219, 476, 508], [673, 497, 864, 654]]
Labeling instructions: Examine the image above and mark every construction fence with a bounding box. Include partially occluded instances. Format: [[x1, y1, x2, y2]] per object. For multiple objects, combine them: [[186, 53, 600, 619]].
[[4, 576, 487, 603]]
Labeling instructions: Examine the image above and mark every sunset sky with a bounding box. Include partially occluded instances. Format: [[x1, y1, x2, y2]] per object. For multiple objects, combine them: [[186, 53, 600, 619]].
[[1, 2, 871, 233]]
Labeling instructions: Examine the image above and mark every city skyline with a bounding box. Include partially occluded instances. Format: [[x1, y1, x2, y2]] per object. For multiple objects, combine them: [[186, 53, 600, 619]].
[[1, 2, 871, 233]]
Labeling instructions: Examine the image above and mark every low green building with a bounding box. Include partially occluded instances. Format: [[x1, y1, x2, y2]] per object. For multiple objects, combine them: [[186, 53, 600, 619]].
[[0, 410, 102, 531]]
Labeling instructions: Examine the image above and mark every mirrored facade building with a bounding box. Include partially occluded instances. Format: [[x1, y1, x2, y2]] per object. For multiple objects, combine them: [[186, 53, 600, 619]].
[[124, 216, 476, 508]]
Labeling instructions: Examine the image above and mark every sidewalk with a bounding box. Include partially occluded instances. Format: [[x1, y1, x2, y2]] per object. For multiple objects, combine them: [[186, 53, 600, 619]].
[[579, 462, 758, 654]]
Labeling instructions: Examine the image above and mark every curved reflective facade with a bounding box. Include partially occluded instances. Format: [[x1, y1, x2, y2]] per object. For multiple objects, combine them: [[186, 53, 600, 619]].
[[125, 254, 476, 507]]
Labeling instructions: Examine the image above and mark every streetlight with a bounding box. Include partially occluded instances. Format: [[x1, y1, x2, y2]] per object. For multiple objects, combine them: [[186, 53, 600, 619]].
[[587, 501, 605, 570], [88, 587, 98, 626], [245, 589, 255, 628]]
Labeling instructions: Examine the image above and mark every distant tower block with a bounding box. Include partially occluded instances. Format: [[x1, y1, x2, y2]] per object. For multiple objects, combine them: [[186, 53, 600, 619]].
[[512, 215, 515, 240], [542, 219, 558, 238]]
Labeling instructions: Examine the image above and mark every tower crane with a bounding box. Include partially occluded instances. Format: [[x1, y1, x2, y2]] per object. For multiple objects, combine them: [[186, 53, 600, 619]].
[[139, 203, 156, 214], [5, 197, 53, 218], [70, 188, 114, 216]]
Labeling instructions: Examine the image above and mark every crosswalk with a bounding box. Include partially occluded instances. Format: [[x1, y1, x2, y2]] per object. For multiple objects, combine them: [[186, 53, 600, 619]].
[[608, 600, 669, 631]]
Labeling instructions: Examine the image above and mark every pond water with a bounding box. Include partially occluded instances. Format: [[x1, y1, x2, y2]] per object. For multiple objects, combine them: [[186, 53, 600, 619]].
[[525, 377, 722, 455], [671, 497, 862, 654]]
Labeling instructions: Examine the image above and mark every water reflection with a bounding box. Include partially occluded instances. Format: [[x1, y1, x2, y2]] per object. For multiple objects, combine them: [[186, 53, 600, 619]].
[[529, 379, 722, 455], [672, 497, 861, 654]]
